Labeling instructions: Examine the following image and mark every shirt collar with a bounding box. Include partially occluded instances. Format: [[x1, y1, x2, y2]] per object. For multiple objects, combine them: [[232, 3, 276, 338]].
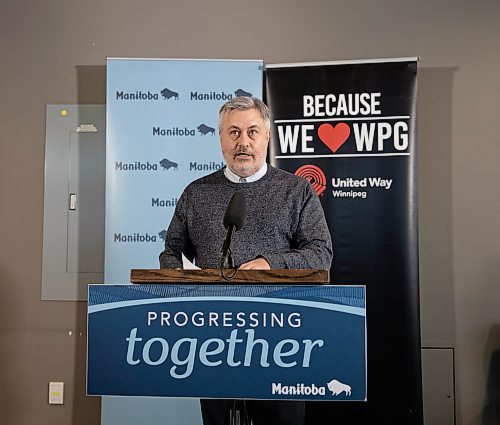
[[224, 163, 268, 183]]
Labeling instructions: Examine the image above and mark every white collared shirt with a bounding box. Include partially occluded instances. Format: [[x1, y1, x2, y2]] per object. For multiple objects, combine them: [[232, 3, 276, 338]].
[[224, 163, 268, 183]]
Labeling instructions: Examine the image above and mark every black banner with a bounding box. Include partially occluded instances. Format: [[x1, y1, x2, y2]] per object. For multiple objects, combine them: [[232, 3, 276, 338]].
[[265, 59, 422, 425]]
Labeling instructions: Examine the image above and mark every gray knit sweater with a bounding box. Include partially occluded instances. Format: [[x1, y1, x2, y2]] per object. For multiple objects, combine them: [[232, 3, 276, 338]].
[[159, 165, 332, 270]]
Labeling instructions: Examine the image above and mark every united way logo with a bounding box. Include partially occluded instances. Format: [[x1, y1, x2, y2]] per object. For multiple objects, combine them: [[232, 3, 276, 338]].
[[295, 165, 327, 196]]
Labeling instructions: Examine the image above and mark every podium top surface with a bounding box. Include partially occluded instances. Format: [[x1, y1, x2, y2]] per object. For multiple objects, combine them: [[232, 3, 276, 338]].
[[130, 269, 329, 284]]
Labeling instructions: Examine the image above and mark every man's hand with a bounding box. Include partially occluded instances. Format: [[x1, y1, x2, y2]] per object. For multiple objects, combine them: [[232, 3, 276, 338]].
[[239, 257, 270, 270]]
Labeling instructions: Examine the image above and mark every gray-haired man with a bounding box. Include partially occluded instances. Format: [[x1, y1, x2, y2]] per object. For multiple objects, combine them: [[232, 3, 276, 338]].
[[160, 97, 333, 424]]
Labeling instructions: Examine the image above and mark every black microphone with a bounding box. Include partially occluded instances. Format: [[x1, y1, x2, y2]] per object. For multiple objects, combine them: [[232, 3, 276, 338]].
[[220, 191, 245, 269]]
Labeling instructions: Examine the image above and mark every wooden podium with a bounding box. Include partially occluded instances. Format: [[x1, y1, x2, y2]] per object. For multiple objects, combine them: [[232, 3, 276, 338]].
[[130, 268, 330, 284]]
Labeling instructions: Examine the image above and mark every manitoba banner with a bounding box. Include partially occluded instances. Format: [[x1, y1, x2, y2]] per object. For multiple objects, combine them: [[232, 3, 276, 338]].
[[105, 59, 263, 284], [104, 58, 263, 425]]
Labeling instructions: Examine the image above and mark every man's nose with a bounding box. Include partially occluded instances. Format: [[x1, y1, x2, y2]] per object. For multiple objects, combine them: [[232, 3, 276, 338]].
[[237, 132, 251, 146]]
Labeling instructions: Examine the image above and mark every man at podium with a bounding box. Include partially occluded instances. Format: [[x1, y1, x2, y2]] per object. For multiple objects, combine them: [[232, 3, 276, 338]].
[[159, 96, 332, 425]]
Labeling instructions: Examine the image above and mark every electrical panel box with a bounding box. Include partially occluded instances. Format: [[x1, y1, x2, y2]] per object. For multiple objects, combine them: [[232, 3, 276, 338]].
[[42, 105, 105, 300]]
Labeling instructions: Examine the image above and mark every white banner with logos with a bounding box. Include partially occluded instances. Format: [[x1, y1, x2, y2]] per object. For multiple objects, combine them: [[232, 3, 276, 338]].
[[104, 58, 263, 425]]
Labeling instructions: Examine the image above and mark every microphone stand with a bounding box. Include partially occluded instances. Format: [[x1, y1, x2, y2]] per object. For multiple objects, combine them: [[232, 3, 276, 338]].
[[220, 224, 238, 281], [229, 400, 250, 425], [220, 226, 248, 423], [222, 248, 234, 269], [220, 252, 238, 281]]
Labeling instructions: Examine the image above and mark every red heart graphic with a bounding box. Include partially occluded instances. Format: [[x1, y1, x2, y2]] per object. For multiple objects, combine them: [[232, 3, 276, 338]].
[[318, 123, 350, 153]]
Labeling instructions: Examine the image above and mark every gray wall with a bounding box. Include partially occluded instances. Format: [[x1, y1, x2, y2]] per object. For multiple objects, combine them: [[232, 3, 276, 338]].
[[1, 1, 499, 424]]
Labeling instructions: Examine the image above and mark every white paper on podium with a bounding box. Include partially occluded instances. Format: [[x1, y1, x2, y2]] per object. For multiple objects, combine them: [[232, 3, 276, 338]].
[[182, 254, 200, 270]]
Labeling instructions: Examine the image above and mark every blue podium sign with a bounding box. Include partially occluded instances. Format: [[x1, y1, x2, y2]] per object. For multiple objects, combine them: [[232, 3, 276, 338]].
[[87, 284, 366, 401]]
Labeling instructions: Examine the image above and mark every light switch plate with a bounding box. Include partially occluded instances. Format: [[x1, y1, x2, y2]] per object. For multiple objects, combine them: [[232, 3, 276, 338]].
[[49, 381, 64, 404]]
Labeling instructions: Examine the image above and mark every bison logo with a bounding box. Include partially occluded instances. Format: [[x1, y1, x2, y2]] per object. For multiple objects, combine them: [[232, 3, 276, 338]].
[[326, 379, 351, 396], [158, 230, 167, 241], [161, 88, 179, 100], [159, 158, 178, 170], [197, 124, 216, 136], [234, 88, 252, 97]]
